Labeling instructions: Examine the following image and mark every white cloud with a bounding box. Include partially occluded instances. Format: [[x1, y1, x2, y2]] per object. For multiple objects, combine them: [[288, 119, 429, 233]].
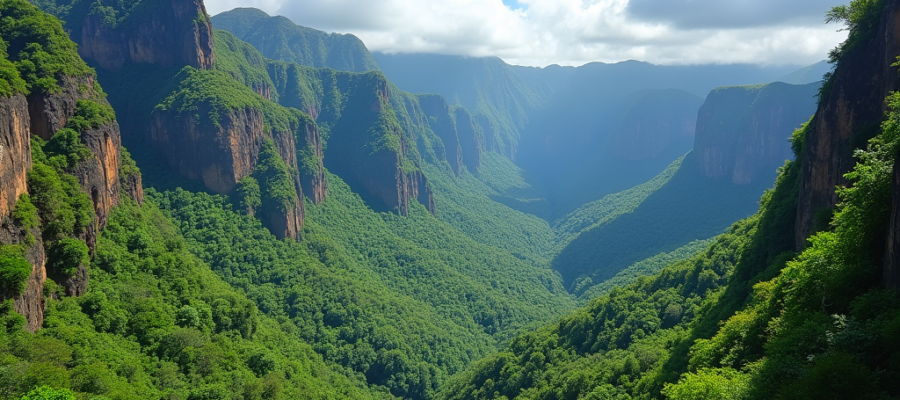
[[203, 0, 849, 67]]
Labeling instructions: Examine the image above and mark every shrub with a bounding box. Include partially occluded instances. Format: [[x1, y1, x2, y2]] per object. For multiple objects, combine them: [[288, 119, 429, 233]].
[[47, 238, 88, 277], [0, 246, 31, 297]]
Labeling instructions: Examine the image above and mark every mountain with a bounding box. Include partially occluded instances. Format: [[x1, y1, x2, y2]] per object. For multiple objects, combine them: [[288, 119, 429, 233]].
[[439, 0, 900, 399], [211, 7, 379, 72], [776, 60, 832, 85], [9, 0, 581, 398]]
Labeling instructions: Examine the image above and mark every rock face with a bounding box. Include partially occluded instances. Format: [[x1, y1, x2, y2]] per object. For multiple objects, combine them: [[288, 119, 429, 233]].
[[0, 95, 31, 219], [694, 82, 819, 185], [76, 0, 214, 70], [798, 1, 900, 251], [609, 90, 701, 161], [297, 119, 327, 204], [324, 74, 435, 215], [151, 105, 264, 194], [419, 95, 463, 175], [454, 108, 483, 172]]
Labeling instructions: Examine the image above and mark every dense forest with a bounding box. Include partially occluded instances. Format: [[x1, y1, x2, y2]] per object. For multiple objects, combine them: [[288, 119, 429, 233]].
[[2, 0, 894, 398]]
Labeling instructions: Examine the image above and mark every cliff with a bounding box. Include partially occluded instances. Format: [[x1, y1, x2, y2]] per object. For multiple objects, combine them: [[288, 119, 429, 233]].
[[152, 68, 308, 239], [0, 95, 31, 219], [608, 89, 701, 161], [798, 0, 900, 251], [453, 107, 483, 172], [419, 94, 463, 175], [74, 0, 214, 70], [211, 8, 379, 72], [694, 82, 819, 185]]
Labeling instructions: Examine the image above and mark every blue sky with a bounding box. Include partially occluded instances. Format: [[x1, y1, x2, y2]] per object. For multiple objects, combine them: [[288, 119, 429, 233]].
[[205, 0, 849, 67]]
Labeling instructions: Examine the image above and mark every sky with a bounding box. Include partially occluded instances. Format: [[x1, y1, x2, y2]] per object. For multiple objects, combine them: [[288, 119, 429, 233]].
[[203, 0, 849, 67]]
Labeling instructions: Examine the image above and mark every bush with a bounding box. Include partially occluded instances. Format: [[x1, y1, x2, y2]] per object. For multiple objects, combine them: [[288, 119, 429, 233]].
[[0, 246, 31, 297], [47, 238, 88, 277], [18, 385, 75, 400]]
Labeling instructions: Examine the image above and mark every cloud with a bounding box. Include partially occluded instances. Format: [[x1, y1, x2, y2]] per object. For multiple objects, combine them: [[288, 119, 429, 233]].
[[626, 0, 839, 29], [203, 0, 849, 67]]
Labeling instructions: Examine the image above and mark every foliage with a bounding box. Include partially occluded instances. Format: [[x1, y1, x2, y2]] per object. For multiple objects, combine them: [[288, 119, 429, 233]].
[[0, 246, 31, 297], [235, 176, 261, 215], [46, 238, 88, 277], [65, 99, 115, 131], [17, 385, 75, 400], [0, 0, 92, 94], [252, 140, 296, 214], [661, 368, 749, 400], [0, 200, 387, 399], [12, 194, 39, 233], [826, 0, 885, 63], [25, 161, 93, 241], [0, 39, 27, 97], [42, 129, 92, 170]]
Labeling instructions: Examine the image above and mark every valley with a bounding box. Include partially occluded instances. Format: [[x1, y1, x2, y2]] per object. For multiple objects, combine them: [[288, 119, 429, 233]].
[[1, 0, 898, 399]]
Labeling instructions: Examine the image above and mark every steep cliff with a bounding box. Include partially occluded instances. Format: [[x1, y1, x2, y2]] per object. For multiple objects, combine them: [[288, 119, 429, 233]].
[[419, 94, 463, 175], [0, 0, 143, 331], [0, 95, 31, 219], [453, 107, 483, 172], [608, 89, 702, 161], [211, 7, 379, 72], [694, 82, 819, 185], [797, 0, 900, 250], [152, 68, 308, 239], [266, 62, 435, 215], [72, 0, 214, 70]]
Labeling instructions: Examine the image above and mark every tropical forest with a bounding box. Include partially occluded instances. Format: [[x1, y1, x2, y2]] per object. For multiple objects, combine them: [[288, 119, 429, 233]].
[[0, 0, 897, 398]]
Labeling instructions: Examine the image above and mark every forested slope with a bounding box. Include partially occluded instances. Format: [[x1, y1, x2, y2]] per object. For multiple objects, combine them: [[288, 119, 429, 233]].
[[439, 1, 900, 399]]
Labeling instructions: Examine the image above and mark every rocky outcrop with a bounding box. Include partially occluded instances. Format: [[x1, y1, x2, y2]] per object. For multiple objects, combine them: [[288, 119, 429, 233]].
[[695, 82, 818, 185], [1, 225, 46, 333], [454, 108, 483, 172], [798, 0, 900, 251], [26, 75, 87, 140], [150, 105, 263, 194], [121, 172, 145, 204], [0, 94, 31, 219], [324, 74, 435, 215], [297, 118, 327, 204], [419, 95, 462, 175], [76, 0, 214, 71], [609, 90, 700, 161]]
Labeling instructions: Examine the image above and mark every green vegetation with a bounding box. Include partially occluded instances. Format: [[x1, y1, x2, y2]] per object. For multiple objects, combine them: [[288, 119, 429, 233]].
[[0, 200, 387, 399], [25, 160, 93, 241], [0, 0, 92, 94], [252, 139, 297, 214], [212, 8, 380, 73], [0, 246, 31, 297], [47, 238, 88, 277], [0, 39, 27, 97]]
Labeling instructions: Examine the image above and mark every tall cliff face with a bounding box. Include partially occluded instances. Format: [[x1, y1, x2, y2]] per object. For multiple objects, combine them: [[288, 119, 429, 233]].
[[419, 94, 462, 175], [694, 82, 819, 185], [453, 108, 483, 172], [75, 0, 214, 70], [297, 118, 327, 204], [608, 90, 701, 161], [320, 73, 435, 215], [150, 104, 263, 195], [0, 95, 31, 219], [797, 0, 900, 251]]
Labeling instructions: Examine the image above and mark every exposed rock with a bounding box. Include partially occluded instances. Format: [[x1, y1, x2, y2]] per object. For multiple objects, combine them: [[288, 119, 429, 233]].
[[798, 0, 900, 251], [77, 0, 214, 71], [419, 94, 462, 175], [694, 82, 818, 185], [150, 104, 264, 195], [72, 121, 122, 239], [609, 90, 700, 161], [297, 118, 327, 204], [454, 108, 483, 172], [0, 94, 31, 219], [324, 74, 435, 215], [0, 215, 46, 333], [26, 75, 86, 140], [121, 172, 145, 204]]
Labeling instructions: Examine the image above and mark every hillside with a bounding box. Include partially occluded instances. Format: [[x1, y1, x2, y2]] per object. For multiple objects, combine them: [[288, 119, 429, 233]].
[[438, 0, 900, 398], [0, 1, 385, 398], [211, 7, 379, 72]]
